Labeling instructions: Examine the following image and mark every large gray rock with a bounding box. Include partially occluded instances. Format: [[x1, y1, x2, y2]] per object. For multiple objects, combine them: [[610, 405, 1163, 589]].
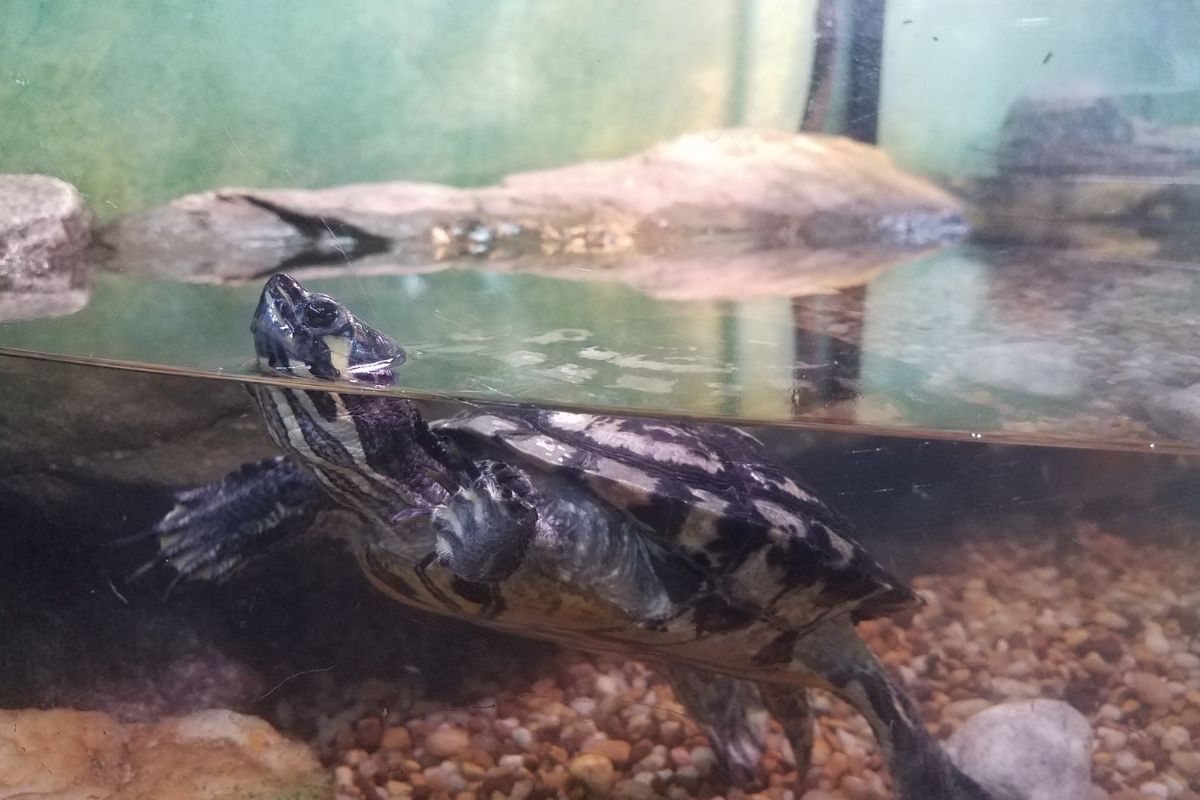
[[947, 699, 1094, 800], [101, 130, 968, 300], [0, 174, 94, 320]]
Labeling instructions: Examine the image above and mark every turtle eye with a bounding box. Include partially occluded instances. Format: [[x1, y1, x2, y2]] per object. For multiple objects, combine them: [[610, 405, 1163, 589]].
[[301, 296, 343, 330]]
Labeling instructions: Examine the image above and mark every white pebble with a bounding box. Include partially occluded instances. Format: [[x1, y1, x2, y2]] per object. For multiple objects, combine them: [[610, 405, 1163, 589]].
[[498, 754, 525, 770], [1138, 781, 1169, 799], [512, 726, 534, 750], [1144, 623, 1171, 656], [1174, 652, 1200, 670], [1097, 727, 1127, 751], [570, 697, 596, 718], [1161, 725, 1191, 751], [947, 699, 1093, 800], [690, 746, 718, 775], [595, 675, 619, 696], [1114, 750, 1140, 772]]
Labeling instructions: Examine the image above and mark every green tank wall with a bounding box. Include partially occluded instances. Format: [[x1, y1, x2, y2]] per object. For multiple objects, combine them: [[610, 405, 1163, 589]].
[[0, 0, 810, 220], [879, 0, 1200, 178]]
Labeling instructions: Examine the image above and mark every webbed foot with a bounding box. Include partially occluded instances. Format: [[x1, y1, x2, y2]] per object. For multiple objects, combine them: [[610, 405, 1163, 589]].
[[430, 459, 538, 583], [135, 456, 329, 586]]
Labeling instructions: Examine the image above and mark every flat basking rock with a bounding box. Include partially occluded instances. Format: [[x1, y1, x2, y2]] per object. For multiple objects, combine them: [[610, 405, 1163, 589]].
[[0, 708, 327, 800], [0, 174, 93, 320], [946, 699, 1094, 800], [101, 129, 968, 299]]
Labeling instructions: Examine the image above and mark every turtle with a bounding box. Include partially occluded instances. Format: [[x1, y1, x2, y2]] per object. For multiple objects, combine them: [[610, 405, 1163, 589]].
[[147, 273, 992, 799]]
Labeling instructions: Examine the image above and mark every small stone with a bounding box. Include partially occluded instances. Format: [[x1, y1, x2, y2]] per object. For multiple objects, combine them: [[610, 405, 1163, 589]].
[[568, 753, 616, 794], [659, 720, 685, 746], [800, 791, 846, 800], [947, 699, 1093, 800], [1129, 672, 1171, 707], [1097, 727, 1128, 752], [511, 726, 534, 750], [1161, 725, 1190, 751], [1114, 750, 1140, 772], [1170, 750, 1200, 775], [497, 753, 525, 770], [1082, 651, 1113, 676], [381, 726, 413, 751], [344, 748, 370, 767], [1143, 624, 1171, 657], [1138, 782, 1169, 800], [354, 716, 384, 750], [690, 745, 718, 776], [674, 764, 701, 791], [840, 774, 872, 800], [669, 746, 690, 767], [944, 699, 991, 719], [594, 675, 619, 697], [425, 725, 471, 757], [1174, 652, 1200, 670], [461, 761, 487, 781], [615, 777, 659, 800], [570, 697, 596, 717], [1094, 610, 1130, 631], [582, 738, 632, 765]]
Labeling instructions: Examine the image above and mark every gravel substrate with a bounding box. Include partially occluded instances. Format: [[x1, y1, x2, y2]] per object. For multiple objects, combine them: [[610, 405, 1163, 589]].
[[287, 521, 1200, 800]]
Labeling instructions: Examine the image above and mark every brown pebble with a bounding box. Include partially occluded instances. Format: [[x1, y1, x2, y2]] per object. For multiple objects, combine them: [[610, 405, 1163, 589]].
[[567, 753, 616, 794], [381, 725, 413, 751], [461, 761, 487, 781], [582, 738, 632, 766], [630, 739, 655, 764], [425, 725, 471, 757], [355, 716, 384, 750], [1130, 672, 1172, 707], [659, 720, 685, 746]]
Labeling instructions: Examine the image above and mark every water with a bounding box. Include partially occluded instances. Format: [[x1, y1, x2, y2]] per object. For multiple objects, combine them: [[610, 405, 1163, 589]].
[[3, 249, 1200, 799]]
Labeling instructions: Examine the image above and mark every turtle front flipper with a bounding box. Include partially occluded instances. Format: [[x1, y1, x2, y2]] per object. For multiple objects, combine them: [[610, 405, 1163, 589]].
[[140, 455, 331, 584], [430, 459, 540, 583]]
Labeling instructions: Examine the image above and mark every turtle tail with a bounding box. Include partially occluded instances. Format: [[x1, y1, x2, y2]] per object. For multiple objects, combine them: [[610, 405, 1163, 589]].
[[782, 622, 993, 800], [130, 456, 330, 589]]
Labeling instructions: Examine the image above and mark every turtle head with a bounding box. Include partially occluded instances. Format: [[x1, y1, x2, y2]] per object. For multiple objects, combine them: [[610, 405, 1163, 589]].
[[251, 273, 405, 385]]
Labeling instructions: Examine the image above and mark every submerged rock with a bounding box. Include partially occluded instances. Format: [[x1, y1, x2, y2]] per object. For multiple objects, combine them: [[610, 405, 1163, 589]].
[[0, 174, 93, 320], [946, 699, 1093, 800], [0, 708, 327, 799], [101, 129, 968, 300]]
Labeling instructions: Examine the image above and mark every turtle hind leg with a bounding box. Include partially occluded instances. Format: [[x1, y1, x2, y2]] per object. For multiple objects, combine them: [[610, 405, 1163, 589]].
[[758, 682, 814, 778], [135, 456, 331, 585], [777, 621, 992, 800], [659, 664, 770, 786]]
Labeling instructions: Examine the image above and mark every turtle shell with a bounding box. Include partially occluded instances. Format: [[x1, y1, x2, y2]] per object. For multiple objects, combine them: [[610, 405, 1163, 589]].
[[435, 408, 918, 630]]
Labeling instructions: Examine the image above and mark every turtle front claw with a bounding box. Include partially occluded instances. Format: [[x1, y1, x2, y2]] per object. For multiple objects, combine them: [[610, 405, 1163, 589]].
[[430, 460, 538, 583]]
